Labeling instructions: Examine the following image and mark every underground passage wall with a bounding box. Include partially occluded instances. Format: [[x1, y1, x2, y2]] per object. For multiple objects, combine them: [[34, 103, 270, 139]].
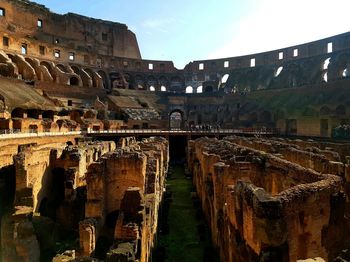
[[187, 136, 350, 261]]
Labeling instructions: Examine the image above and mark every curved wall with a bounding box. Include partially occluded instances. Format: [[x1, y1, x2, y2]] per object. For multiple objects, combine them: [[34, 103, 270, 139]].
[[0, 0, 350, 95]]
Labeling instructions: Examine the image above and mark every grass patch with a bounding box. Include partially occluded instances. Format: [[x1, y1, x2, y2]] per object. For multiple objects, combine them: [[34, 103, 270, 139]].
[[154, 165, 219, 262]]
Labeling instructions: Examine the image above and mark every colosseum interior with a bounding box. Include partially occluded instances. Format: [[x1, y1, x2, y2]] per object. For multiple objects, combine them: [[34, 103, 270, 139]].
[[1, 0, 350, 261]]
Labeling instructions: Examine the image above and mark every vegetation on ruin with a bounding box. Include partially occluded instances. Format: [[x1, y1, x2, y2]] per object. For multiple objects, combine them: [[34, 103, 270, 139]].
[[155, 165, 219, 262]]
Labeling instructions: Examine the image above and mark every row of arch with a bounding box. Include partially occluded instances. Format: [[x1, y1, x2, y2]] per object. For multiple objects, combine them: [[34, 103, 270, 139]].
[[2, 50, 350, 94], [224, 52, 350, 94], [0, 51, 111, 89]]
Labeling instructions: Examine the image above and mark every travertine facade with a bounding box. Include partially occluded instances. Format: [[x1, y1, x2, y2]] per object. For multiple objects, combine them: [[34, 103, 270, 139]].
[[187, 136, 350, 261]]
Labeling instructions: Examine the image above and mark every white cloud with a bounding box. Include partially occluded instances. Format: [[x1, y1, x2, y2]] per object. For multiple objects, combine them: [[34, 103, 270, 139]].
[[208, 0, 350, 59]]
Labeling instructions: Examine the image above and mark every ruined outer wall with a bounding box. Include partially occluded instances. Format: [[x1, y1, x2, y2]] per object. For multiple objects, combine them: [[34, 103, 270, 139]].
[[0, 0, 141, 63]]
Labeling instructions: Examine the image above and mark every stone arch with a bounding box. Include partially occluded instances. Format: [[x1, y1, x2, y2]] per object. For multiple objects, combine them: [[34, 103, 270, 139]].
[[40, 61, 56, 80], [134, 75, 146, 90], [84, 68, 99, 88], [204, 85, 214, 93], [320, 106, 331, 116], [11, 107, 25, 118], [169, 109, 185, 130], [123, 73, 132, 89], [84, 110, 96, 119], [71, 65, 92, 87], [98, 70, 110, 89], [159, 76, 169, 89], [110, 72, 128, 89], [170, 76, 183, 92], [69, 76, 79, 86], [185, 86, 193, 93], [221, 74, 229, 84], [335, 105, 346, 116], [147, 75, 158, 90], [56, 64, 69, 73], [42, 110, 54, 120]]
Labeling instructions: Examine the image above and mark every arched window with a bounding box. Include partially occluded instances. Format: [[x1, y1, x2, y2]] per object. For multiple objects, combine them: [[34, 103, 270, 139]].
[[149, 86, 155, 91], [323, 58, 331, 70], [275, 66, 283, 77], [69, 76, 79, 86], [197, 86, 203, 93], [221, 74, 229, 84], [323, 72, 328, 82], [161, 86, 167, 92], [170, 111, 183, 129], [185, 86, 193, 93], [342, 68, 349, 78]]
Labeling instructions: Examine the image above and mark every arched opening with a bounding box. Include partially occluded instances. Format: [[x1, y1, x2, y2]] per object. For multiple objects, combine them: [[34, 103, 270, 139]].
[[197, 86, 203, 93], [323, 58, 331, 70], [161, 85, 167, 92], [56, 64, 68, 73], [27, 109, 40, 119], [323, 72, 328, 83], [275, 66, 283, 77], [40, 61, 55, 80], [149, 86, 156, 92], [204, 86, 214, 93], [84, 110, 96, 119], [11, 108, 25, 118], [169, 110, 184, 130], [97, 70, 109, 89], [170, 76, 183, 92], [29, 124, 38, 133], [320, 106, 331, 115], [342, 68, 349, 78], [66, 141, 73, 146], [147, 76, 157, 87], [69, 76, 79, 86], [71, 65, 80, 74], [335, 105, 346, 116], [221, 74, 229, 84], [185, 86, 193, 93], [135, 75, 145, 90], [159, 76, 169, 88], [85, 68, 98, 88]]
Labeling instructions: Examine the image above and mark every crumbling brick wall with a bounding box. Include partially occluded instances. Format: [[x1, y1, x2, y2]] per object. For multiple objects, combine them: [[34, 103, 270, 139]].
[[188, 137, 347, 261]]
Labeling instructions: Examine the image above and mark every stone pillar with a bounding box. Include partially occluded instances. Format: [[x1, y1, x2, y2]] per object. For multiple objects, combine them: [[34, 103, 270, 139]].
[[79, 219, 97, 257]]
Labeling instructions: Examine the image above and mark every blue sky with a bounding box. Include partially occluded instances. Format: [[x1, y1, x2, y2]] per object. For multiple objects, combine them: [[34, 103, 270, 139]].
[[33, 0, 350, 69]]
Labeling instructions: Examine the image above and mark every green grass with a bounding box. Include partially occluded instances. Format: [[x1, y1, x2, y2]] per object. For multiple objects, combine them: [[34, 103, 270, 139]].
[[156, 165, 218, 262]]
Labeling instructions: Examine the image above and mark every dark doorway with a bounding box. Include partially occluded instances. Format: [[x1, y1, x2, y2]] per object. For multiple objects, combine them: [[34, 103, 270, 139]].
[[69, 76, 79, 86], [286, 119, 297, 136], [169, 136, 187, 161], [169, 110, 184, 130], [320, 119, 329, 137]]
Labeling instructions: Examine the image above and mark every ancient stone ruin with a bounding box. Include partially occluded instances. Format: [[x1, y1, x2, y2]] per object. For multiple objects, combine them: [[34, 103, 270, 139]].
[[1, 0, 350, 261], [188, 136, 350, 261]]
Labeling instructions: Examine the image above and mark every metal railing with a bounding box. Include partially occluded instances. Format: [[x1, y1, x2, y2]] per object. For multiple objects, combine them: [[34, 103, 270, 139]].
[[0, 129, 82, 139], [86, 127, 279, 135], [0, 127, 279, 139]]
